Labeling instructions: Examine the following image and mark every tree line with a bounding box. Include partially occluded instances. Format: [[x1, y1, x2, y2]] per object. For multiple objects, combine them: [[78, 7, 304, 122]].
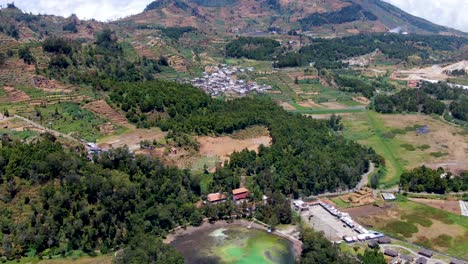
[[374, 82, 468, 122], [226, 36, 281, 60], [274, 34, 468, 68], [400, 166, 467, 194]]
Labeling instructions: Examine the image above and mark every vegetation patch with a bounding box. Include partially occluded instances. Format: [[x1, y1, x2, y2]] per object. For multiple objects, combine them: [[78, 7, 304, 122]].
[[401, 213, 433, 227], [433, 234, 453, 248], [430, 151, 449, 157], [400, 143, 416, 151], [417, 144, 431, 150], [226, 37, 281, 60], [385, 220, 418, 238]]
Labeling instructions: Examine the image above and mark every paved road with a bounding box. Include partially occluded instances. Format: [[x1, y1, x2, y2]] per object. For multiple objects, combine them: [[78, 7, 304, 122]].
[[13, 114, 81, 143]]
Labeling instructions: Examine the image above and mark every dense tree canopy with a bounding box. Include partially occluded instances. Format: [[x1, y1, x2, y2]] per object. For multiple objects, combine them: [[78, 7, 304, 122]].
[[110, 80, 378, 196], [300, 228, 357, 264], [373, 89, 446, 115], [226, 37, 281, 60], [400, 166, 467, 193], [374, 82, 468, 122], [275, 34, 468, 68], [0, 135, 200, 259]]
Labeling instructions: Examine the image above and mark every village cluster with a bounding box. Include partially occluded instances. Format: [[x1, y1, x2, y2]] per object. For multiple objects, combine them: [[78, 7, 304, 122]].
[[191, 65, 272, 96]]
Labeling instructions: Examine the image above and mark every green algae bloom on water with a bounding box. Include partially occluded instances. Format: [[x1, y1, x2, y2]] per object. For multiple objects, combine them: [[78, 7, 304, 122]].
[[172, 225, 295, 264]]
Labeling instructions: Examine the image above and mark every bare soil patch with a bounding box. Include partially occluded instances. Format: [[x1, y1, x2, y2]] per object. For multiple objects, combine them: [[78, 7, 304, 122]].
[[381, 114, 468, 173], [32, 76, 73, 93], [343, 204, 392, 219], [297, 100, 322, 108], [198, 134, 271, 162], [414, 219, 464, 242], [409, 198, 461, 215], [3, 86, 30, 102], [321, 101, 347, 109], [97, 128, 165, 152], [279, 101, 296, 111], [83, 100, 129, 126], [353, 97, 370, 105]]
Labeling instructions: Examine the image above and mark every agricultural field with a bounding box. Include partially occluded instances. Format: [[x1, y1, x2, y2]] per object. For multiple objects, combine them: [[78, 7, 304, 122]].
[[341, 111, 468, 188], [409, 198, 461, 215], [349, 195, 468, 259], [97, 127, 166, 151]]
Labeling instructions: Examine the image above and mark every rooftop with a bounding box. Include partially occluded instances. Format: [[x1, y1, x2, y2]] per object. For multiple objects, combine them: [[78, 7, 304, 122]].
[[381, 193, 396, 201], [207, 192, 227, 202], [384, 249, 398, 257], [416, 257, 428, 264], [232, 187, 249, 195]]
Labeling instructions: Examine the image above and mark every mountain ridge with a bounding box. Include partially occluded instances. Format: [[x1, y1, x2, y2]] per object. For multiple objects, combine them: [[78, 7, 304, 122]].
[[124, 0, 466, 36]]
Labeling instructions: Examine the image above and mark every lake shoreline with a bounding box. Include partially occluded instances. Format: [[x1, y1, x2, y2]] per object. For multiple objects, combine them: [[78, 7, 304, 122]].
[[164, 219, 303, 259]]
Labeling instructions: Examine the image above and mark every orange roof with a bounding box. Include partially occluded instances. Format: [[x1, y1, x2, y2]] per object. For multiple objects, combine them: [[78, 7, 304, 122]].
[[207, 192, 227, 202], [232, 188, 249, 195]]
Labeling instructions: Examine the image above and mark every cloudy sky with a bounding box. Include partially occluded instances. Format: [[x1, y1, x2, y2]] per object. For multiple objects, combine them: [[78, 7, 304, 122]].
[[0, 0, 467, 32]]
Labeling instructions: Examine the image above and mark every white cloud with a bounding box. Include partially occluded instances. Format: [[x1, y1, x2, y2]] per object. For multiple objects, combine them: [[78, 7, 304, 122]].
[[383, 0, 468, 32], [0, 0, 154, 21], [0, 0, 467, 32]]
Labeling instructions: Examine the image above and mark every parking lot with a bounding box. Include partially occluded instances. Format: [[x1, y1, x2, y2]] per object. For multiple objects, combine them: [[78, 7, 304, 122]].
[[300, 204, 359, 241]]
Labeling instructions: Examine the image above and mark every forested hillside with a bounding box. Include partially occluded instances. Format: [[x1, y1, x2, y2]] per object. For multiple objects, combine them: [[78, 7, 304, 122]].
[[110, 80, 379, 196], [226, 37, 281, 60], [40, 30, 166, 90], [0, 135, 197, 260], [299, 3, 377, 29], [274, 34, 468, 68]]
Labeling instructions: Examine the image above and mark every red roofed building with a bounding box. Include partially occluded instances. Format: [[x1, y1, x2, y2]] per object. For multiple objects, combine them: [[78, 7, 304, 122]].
[[232, 188, 249, 204], [207, 192, 227, 204], [408, 80, 421, 88]]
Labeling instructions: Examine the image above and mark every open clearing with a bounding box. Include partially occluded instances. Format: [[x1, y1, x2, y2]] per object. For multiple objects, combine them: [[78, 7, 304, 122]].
[[33, 76, 74, 93], [353, 198, 468, 259], [381, 114, 468, 174], [409, 198, 461, 215], [278, 101, 296, 111], [198, 133, 271, 162], [98, 128, 165, 151], [341, 111, 468, 187], [83, 100, 130, 126]]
